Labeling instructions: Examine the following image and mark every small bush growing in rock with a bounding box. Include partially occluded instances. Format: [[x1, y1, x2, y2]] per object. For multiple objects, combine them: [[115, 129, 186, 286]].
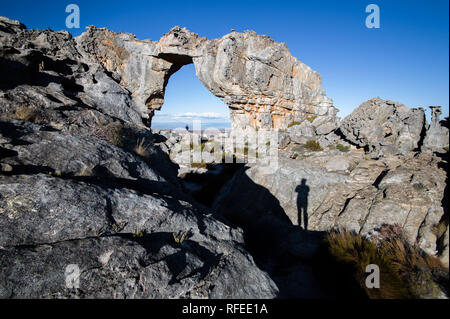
[[336, 143, 350, 152], [304, 140, 323, 152], [133, 227, 144, 238], [14, 106, 44, 124], [112, 222, 126, 233], [287, 121, 301, 128], [92, 121, 125, 146], [173, 230, 189, 245], [305, 115, 317, 123]]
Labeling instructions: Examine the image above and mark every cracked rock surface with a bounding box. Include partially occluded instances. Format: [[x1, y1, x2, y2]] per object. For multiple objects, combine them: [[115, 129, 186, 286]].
[[0, 174, 277, 298], [338, 98, 426, 155]]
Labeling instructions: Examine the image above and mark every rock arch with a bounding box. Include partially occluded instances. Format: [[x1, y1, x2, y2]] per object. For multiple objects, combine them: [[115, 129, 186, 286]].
[[76, 26, 338, 131]]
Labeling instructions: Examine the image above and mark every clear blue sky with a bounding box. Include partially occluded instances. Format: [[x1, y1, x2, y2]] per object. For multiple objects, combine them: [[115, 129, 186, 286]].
[[1, 0, 448, 125]]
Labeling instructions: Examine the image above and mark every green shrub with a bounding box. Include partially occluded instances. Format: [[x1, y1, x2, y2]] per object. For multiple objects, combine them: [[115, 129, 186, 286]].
[[336, 143, 350, 152], [112, 222, 126, 233], [304, 140, 323, 152], [305, 115, 317, 123], [287, 121, 301, 128]]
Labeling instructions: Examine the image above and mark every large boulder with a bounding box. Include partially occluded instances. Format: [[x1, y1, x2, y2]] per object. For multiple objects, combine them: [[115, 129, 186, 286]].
[[339, 98, 425, 155], [423, 106, 449, 153], [0, 174, 278, 298]]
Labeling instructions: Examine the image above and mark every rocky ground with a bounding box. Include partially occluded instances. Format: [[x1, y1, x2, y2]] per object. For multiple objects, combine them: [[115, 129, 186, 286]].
[[0, 16, 448, 299]]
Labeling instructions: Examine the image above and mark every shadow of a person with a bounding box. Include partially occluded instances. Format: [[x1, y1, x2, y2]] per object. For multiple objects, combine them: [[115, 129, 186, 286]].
[[295, 178, 310, 230]]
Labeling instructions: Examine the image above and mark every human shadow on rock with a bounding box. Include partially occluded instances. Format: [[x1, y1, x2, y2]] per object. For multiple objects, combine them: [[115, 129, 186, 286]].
[[213, 166, 368, 298], [295, 178, 309, 230]]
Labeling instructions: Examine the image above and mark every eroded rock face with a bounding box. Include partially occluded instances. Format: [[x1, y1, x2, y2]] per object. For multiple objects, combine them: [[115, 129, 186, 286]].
[[423, 106, 449, 152], [76, 25, 338, 130], [339, 98, 425, 155], [0, 174, 278, 298]]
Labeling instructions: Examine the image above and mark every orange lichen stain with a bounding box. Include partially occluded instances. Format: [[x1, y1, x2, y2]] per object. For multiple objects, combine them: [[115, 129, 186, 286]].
[[249, 113, 258, 129], [101, 39, 130, 63], [271, 114, 284, 129], [291, 64, 298, 78]]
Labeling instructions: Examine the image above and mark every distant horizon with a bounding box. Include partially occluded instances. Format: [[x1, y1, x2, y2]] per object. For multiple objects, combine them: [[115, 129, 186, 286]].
[[151, 121, 232, 130]]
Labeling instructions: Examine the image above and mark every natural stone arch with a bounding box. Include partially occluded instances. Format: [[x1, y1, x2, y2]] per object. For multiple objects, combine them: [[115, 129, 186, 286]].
[[76, 26, 338, 131]]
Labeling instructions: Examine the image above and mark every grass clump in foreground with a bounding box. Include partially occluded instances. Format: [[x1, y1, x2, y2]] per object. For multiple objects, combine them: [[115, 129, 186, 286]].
[[134, 138, 150, 158], [314, 226, 448, 299], [304, 140, 323, 152]]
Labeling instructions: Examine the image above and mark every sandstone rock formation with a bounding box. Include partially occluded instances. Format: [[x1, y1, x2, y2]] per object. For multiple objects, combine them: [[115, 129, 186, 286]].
[[76, 25, 338, 131], [338, 98, 426, 155], [423, 106, 449, 152]]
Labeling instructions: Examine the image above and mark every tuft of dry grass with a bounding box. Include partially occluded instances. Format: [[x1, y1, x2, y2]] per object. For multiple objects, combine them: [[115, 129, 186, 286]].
[[316, 227, 448, 299], [134, 138, 150, 158], [304, 140, 323, 152], [14, 106, 44, 124], [91, 121, 124, 146], [191, 162, 208, 169], [133, 227, 144, 238]]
